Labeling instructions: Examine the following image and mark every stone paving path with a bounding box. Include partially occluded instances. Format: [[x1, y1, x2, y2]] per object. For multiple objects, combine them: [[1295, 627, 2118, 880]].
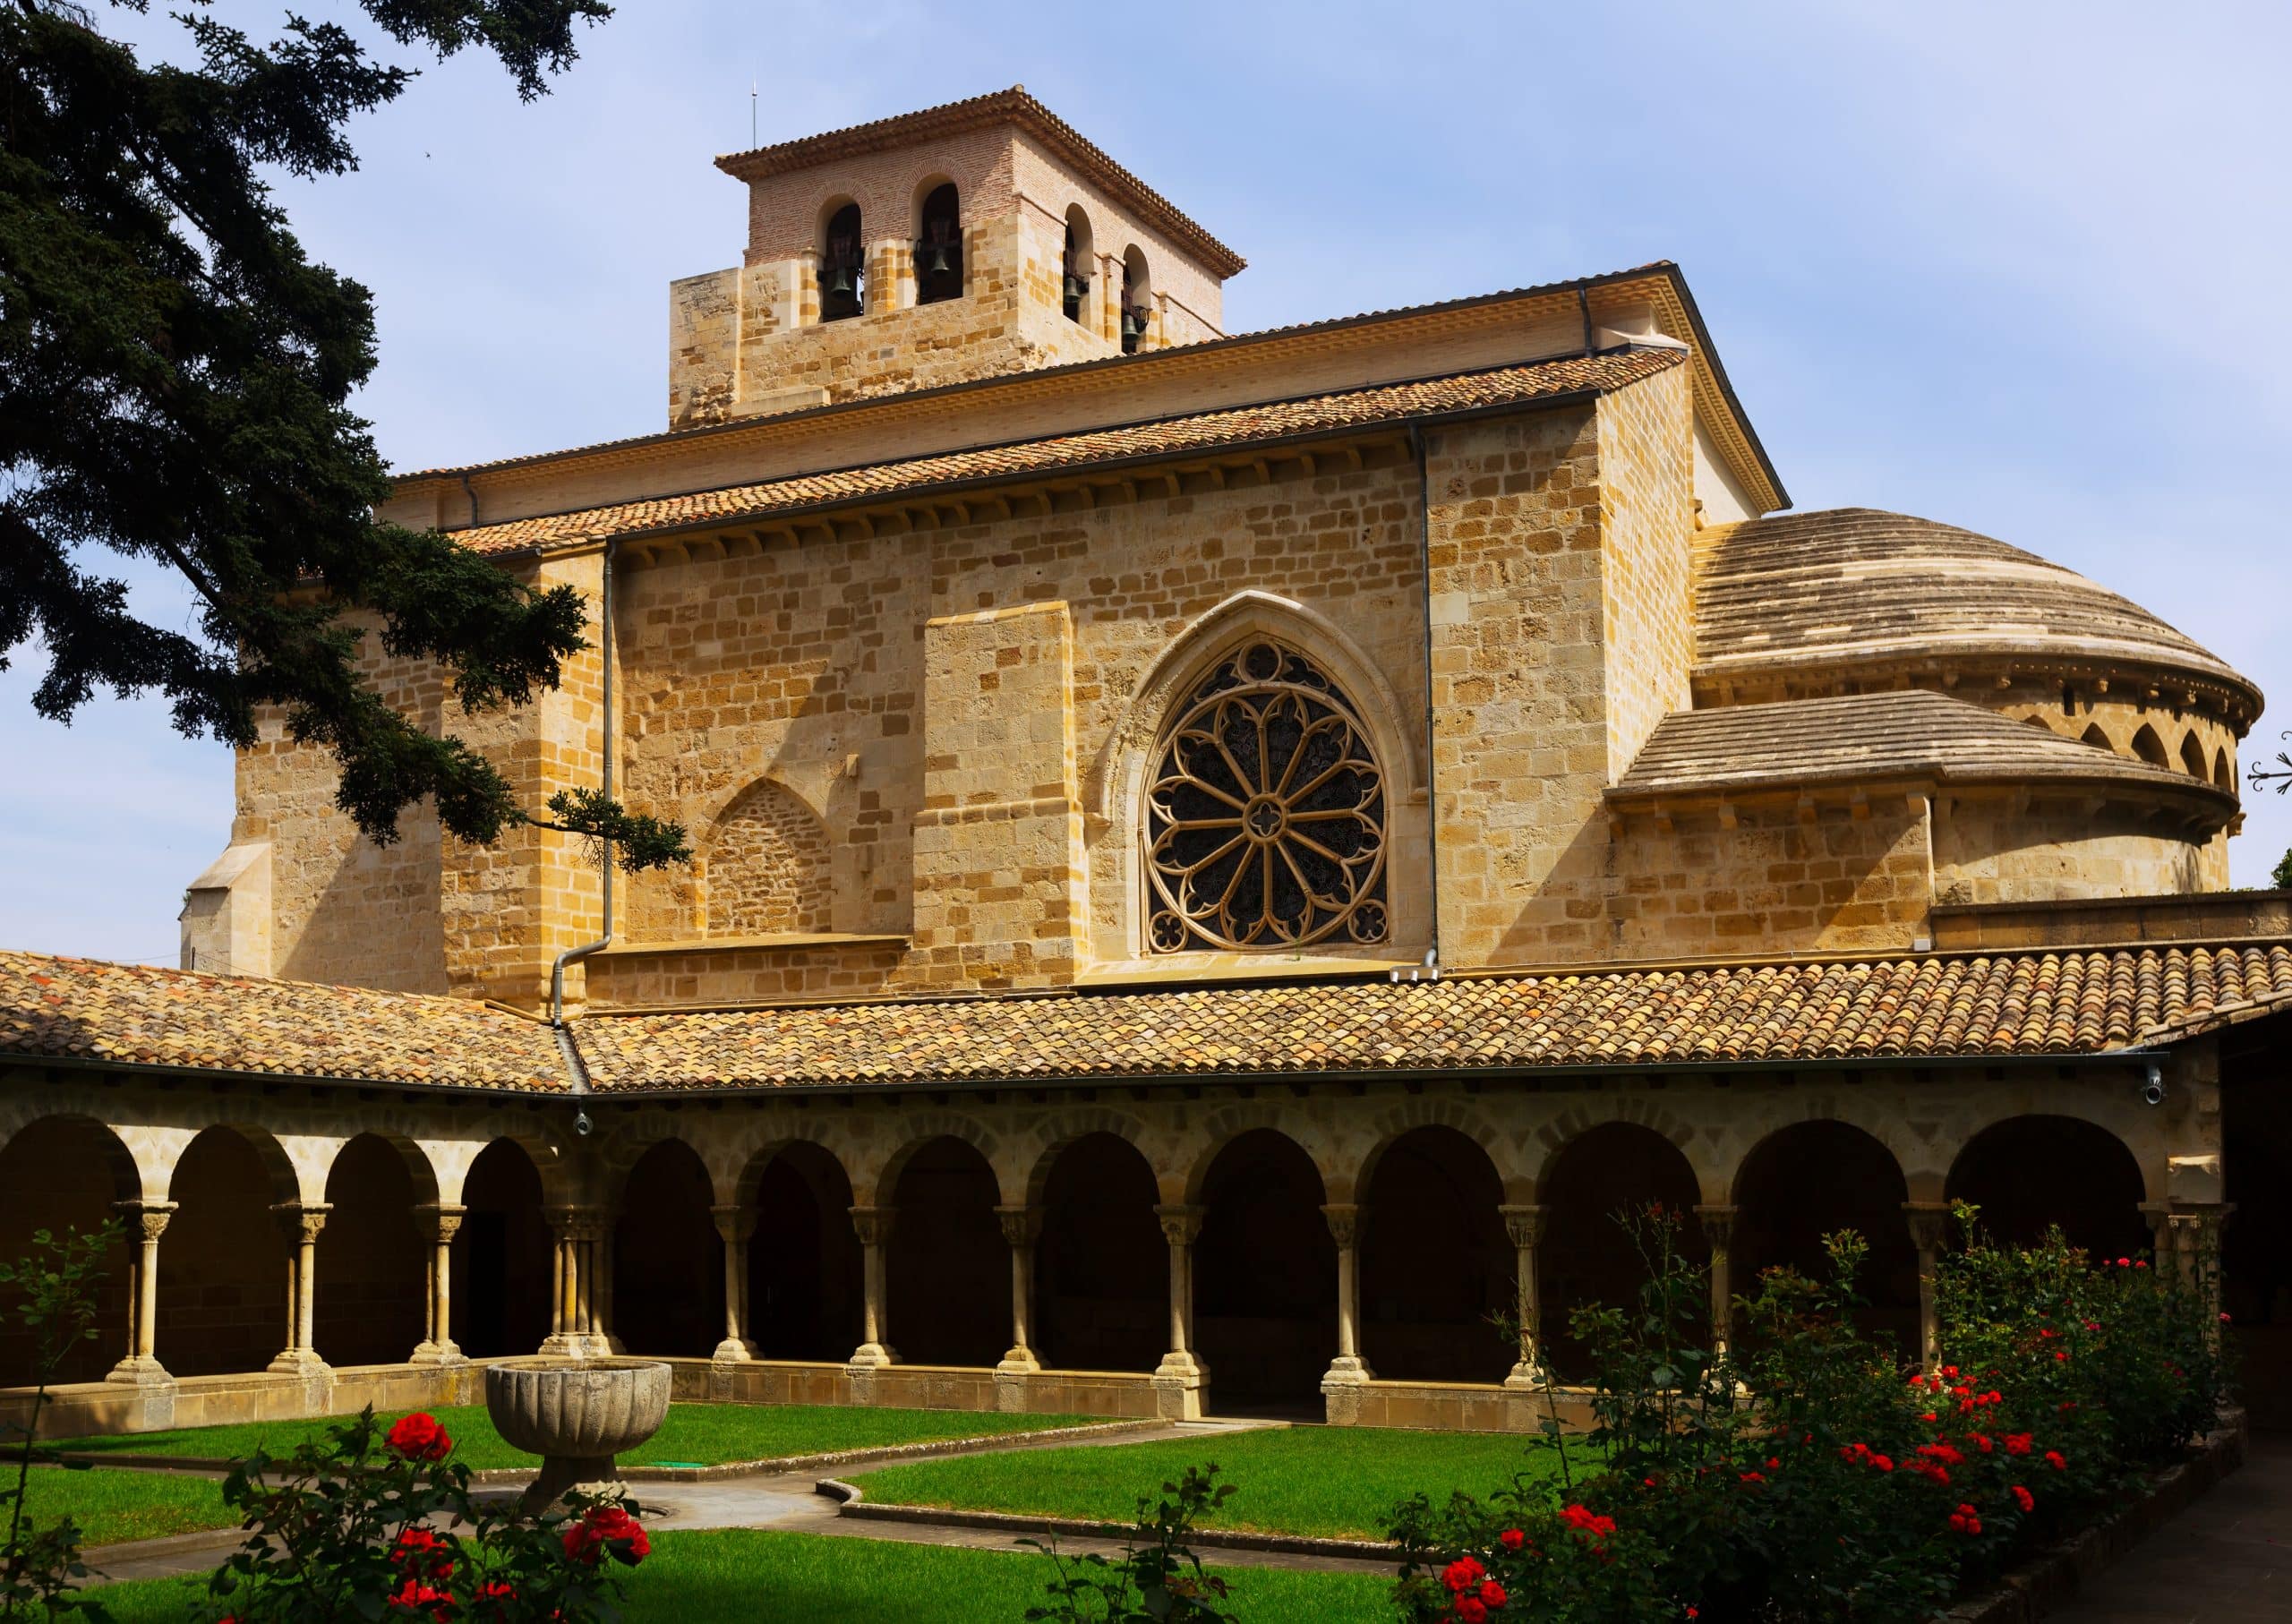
[[84, 1415, 1398, 1586], [2044, 1432, 2290, 1623]]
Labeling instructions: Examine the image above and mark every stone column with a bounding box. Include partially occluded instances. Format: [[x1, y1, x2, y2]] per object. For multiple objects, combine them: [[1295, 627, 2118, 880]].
[[1498, 1204, 1548, 1388], [995, 1206, 1043, 1375], [846, 1206, 898, 1369], [107, 1201, 176, 1385], [2147, 1201, 2234, 1339], [267, 1202, 332, 1373], [597, 1208, 625, 1355], [1903, 1202, 1951, 1373], [1150, 1204, 1207, 1418], [1320, 1204, 1372, 1390], [409, 1204, 466, 1365], [1695, 1204, 1739, 1360], [542, 1207, 608, 1357], [710, 1205, 757, 1363]]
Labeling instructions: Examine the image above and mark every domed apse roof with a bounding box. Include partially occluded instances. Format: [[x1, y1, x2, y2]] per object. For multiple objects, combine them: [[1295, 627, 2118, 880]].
[[1691, 509, 2260, 721]]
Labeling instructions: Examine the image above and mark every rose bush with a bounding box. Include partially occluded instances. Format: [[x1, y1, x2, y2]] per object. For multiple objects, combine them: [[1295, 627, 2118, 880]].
[[1389, 1205, 2228, 1624], [199, 1406, 648, 1622]]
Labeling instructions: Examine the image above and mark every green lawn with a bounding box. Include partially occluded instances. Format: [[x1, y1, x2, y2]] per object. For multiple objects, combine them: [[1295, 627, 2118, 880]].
[[61, 1403, 1100, 1472], [13, 1464, 239, 1546], [851, 1425, 1567, 1541], [83, 1529, 1396, 1622]]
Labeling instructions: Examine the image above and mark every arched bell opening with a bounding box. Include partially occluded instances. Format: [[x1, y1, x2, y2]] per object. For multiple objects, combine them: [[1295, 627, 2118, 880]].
[[915, 181, 962, 305], [0, 1116, 136, 1386], [1946, 1115, 2150, 1261], [819, 200, 865, 322], [1359, 1126, 1511, 1382], [1037, 1133, 1164, 1372], [886, 1137, 1005, 1366], [451, 1140, 552, 1358], [748, 1142, 864, 1361], [1194, 1129, 1334, 1412], [315, 1133, 426, 1367], [613, 1139, 723, 1358], [1061, 205, 1095, 327], [1732, 1121, 1919, 1355], [1119, 244, 1152, 354], [163, 1126, 293, 1376], [1538, 1122, 1708, 1380]]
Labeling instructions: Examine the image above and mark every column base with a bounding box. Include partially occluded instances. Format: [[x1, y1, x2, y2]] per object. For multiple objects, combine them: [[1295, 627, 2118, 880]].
[[710, 1338, 759, 1363], [539, 1333, 617, 1359], [995, 1346, 1041, 1375], [105, 1355, 174, 1387], [1502, 1357, 1546, 1390], [1320, 1354, 1373, 1384], [1151, 1351, 1208, 1420], [267, 1349, 332, 1376], [845, 1342, 900, 1371], [408, 1340, 467, 1368]]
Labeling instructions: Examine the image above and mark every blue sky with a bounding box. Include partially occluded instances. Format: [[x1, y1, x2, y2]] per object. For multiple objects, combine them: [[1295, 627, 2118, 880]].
[[8, 0, 2291, 963]]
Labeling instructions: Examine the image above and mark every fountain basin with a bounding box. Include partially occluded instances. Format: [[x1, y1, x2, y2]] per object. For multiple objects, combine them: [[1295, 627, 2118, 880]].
[[484, 1356, 670, 1515]]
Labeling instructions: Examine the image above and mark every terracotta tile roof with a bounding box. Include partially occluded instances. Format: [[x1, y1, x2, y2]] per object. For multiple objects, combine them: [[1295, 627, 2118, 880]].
[[1693, 509, 2259, 714], [7, 941, 2285, 1098], [1611, 691, 2233, 808], [0, 951, 566, 1092], [567, 943, 2292, 1092], [714, 86, 1245, 278], [442, 348, 1686, 558]]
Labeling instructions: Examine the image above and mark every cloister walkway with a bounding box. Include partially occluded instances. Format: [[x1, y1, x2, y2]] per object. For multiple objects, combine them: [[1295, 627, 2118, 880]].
[[2046, 1432, 2290, 1624]]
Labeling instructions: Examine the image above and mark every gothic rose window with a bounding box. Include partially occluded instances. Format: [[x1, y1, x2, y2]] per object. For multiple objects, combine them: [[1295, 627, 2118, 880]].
[[1144, 640, 1389, 953]]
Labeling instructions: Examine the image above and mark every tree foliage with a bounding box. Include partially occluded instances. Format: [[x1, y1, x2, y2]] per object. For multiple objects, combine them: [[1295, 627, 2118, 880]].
[[0, 0, 686, 871]]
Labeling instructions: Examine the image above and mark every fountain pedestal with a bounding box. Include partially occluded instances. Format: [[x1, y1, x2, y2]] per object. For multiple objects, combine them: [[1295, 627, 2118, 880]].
[[483, 1356, 671, 1517]]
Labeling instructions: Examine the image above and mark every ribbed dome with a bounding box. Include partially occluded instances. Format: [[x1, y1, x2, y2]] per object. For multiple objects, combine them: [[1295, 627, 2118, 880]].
[[1693, 509, 2259, 719]]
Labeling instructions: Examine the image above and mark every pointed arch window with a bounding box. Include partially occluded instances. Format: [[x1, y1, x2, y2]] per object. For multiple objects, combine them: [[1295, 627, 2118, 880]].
[[1144, 640, 1389, 953]]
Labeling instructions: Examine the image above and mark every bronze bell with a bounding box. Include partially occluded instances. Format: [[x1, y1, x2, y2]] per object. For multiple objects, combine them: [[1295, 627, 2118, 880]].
[[1121, 306, 1144, 338], [828, 263, 851, 296]]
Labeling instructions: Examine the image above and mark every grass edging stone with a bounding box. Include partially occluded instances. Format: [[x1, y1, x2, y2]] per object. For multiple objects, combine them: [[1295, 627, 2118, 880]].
[[56, 1417, 1174, 1487], [1937, 1411, 2247, 1624], [818, 1475, 1399, 1563]]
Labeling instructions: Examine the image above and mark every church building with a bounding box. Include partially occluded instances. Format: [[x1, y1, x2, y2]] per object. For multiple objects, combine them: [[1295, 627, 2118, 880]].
[[4, 90, 2286, 1438]]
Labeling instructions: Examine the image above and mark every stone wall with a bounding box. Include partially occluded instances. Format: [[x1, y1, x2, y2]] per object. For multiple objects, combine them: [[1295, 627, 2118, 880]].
[[1935, 799, 2228, 904]]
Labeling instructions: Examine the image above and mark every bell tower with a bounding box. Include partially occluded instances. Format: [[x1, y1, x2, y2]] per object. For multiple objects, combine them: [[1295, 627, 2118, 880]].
[[667, 87, 1244, 428]]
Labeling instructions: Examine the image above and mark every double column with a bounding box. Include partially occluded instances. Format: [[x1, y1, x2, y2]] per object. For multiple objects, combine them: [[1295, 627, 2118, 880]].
[[847, 1205, 898, 1369], [1695, 1204, 1737, 1361], [410, 1204, 466, 1366], [1499, 1204, 1547, 1387], [1151, 1204, 1207, 1417], [1320, 1203, 1371, 1387], [107, 1201, 177, 1385], [1903, 1201, 1951, 1372], [542, 1206, 614, 1357], [711, 1204, 757, 1363], [995, 1206, 1043, 1375], [267, 1201, 332, 1374]]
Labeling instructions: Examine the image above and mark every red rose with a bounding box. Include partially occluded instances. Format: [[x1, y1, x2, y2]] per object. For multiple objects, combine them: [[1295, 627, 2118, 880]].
[[1456, 1601, 1488, 1624], [1442, 1555, 1485, 1594], [1498, 1527, 1524, 1551], [386, 1413, 453, 1463], [564, 1504, 651, 1568], [1478, 1579, 1508, 1609], [1946, 1503, 1982, 1536], [389, 1527, 452, 1582], [2045, 1450, 2067, 1472], [2012, 1484, 2034, 1513]]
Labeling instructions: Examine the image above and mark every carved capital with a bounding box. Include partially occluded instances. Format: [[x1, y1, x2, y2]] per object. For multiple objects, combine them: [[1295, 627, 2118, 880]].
[[114, 1200, 177, 1243], [1498, 1203, 1547, 1250], [710, 1204, 757, 1245], [545, 1205, 608, 1244], [415, 1203, 466, 1245], [1693, 1203, 1739, 1247], [995, 1205, 1043, 1248], [1153, 1203, 1204, 1247], [270, 1201, 332, 1246], [1321, 1203, 1364, 1249], [849, 1205, 896, 1247], [1902, 1202, 1951, 1254]]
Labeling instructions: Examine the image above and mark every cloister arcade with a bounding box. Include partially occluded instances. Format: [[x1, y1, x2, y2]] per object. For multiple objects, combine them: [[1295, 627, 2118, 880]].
[[0, 1056, 2233, 1437]]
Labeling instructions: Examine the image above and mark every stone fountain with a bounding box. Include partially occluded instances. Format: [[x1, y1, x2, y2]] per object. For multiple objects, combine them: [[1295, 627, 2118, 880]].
[[484, 1356, 671, 1516]]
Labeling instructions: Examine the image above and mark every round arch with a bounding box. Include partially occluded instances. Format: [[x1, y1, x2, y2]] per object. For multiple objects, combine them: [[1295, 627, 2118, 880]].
[[886, 1135, 1005, 1367], [613, 1138, 723, 1358], [0, 1115, 138, 1386], [163, 1125, 298, 1375], [1194, 1128, 1333, 1411], [1538, 1120, 1708, 1380], [1358, 1125, 1511, 1382], [1037, 1132, 1164, 1372], [315, 1133, 429, 1366], [452, 1137, 552, 1358], [747, 1140, 864, 1360], [1946, 1115, 2151, 1261], [913, 176, 963, 305], [1732, 1121, 1918, 1354]]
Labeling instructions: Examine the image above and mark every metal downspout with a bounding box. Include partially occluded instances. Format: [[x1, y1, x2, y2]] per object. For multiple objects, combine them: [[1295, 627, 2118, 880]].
[[550, 546, 614, 1036]]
